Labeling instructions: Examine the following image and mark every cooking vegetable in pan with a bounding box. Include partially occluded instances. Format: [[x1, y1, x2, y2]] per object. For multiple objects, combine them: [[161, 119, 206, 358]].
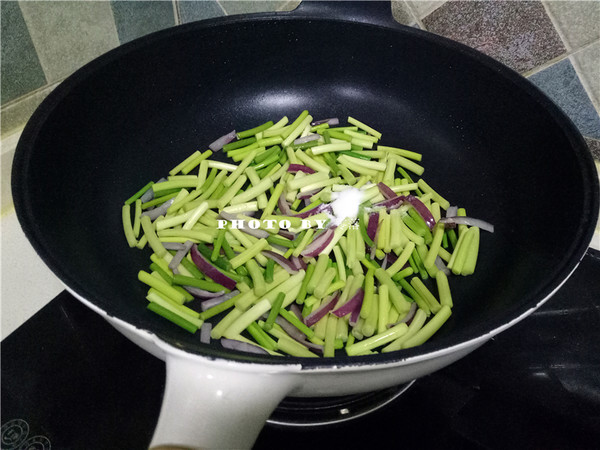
[[122, 111, 494, 357]]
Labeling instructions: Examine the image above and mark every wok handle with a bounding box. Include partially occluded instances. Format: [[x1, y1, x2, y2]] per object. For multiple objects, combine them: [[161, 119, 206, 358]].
[[290, 0, 398, 28], [149, 352, 300, 450]]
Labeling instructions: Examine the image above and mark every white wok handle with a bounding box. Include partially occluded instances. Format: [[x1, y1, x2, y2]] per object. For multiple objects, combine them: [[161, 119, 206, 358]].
[[149, 352, 300, 450]]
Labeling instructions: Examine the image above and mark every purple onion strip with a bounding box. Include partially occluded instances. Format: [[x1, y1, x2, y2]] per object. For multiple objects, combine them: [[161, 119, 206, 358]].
[[311, 118, 339, 126], [439, 216, 494, 233], [377, 182, 397, 200], [287, 164, 316, 174], [221, 338, 269, 355], [183, 286, 225, 299], [200, 323, 212, 344], [262, 250, 298, 274], [300, 227, 335, 258], [388, 302, 418, 327], [209, 130, 236, 152], [278, 193, 292, 216], [294, 134, 320, 145], [201, 290, 240, 311], [304, 293, 339, 327], [190, 245, 236, 290], [141, 197, 174, 221], [168, 240, 194, 271], [332, 289, 364, 318]]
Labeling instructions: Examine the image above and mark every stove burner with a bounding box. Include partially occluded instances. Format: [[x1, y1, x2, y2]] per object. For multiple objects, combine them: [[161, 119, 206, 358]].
[[267, 381, 415, 427]]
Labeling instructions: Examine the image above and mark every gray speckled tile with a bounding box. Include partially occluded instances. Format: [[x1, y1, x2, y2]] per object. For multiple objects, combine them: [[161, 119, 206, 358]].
[[219, 0, 289, 15], [572, 41, 600, 110], [528, 58, 600, 139], [178, 0, 224, 23], [586, 137, 600, 161], [0, 83, 58, 138], [408, 0, 445, 20], [0, 2, 46, 104], [110, 1, 175, 44], [19, 1, 120, 82], [544, 0, 600, 50], [392, 0, 417, 25], [423, 1, 566, 73]]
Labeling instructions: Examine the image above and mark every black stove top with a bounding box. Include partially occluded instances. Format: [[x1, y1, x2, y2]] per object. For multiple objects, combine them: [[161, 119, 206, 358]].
[[2, 250, 599, 450]]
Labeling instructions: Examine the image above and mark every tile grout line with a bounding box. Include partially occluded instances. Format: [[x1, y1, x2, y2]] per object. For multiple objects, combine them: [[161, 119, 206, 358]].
[[215, 0, 228, 16], [1, 79, 64, 111], [541, 0, 572, 53], [521, 38, 599, 78], [523, 38, 600, 115], [570, 49, 600, 114], [404, 1, 426, 30], [539, 0, 600, 115], [172, 0, 181, 26]]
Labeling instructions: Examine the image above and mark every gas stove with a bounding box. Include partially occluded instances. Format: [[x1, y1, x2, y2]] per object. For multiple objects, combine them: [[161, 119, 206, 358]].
[[2, 249, 599, 449]]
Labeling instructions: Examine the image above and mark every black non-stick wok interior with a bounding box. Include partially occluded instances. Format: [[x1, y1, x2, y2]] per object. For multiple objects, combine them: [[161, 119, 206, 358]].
[[12, 5, 598, 367]]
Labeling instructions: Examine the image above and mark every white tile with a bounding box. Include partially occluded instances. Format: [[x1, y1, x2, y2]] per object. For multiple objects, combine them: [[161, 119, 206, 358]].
[[1, 211, 63, 340]]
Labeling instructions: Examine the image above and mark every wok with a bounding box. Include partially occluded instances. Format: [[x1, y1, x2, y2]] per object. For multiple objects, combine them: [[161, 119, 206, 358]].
[[11, 1, 599, 448]]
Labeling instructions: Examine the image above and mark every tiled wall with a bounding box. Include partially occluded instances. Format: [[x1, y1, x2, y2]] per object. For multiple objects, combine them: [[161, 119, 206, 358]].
[[2, 1, 600, 210], [392, 0, 600, 158]]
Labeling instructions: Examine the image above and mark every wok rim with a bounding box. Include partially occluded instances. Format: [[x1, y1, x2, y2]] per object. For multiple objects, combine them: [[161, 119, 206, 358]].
[[12, 12, 600, 369]]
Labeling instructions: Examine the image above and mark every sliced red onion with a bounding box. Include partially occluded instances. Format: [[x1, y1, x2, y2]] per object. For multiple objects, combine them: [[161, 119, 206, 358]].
[[299, 340, 324, 354], [439, 216, 494, 233], [311, 118, 339, 126], [304, 293, 340, 327], [293, 203, 332, 219], [262, 250, 298, 273], [434, 256, 451, 275], [168, 240, 194, 271], [221, 338, 269, 355], [183, 286, 225, 299], [405, 195, 436, 230], [290, 255, 307, 270], [201, 290, 240, 311], [200, 323, 212, 344], [287, 164, 316, 174], [142, 197, 175, 221], [270, 244, 288, 254], [387, 252, 398, 266], [388, 302, 417, 327], [209, 130, 236, 152], [300, 227, 335, 258], [219, 211, 238, 221], [275, 316, 306, 342], [240, 227, 269, 239], [332, 288, 364, 319], [297, 188, 321, 200], [289, 303, 303, 321], [373, 195, 406, 210], [446, 206, 458, 218], [377, 182, 397, 200], [294, 134, 321, 145], [140, 186, 155, 203], [350, 305, 361, 327], [367, 213, 379, 241], [274, 317, 322, 353], [162, 242, 187, 251], [278, 193, 293, 216], [278, 229, 296, 240], [190, 244, 237, 290], [381, 254, 389, 270]]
